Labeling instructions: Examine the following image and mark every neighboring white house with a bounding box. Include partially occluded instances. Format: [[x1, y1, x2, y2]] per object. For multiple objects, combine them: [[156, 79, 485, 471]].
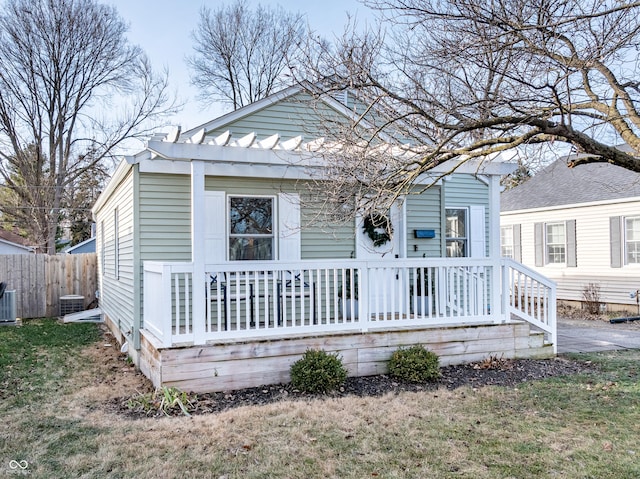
[[501, 158, 640, 311], [92, 84, 556, 392], [0, 229, 34, 254]]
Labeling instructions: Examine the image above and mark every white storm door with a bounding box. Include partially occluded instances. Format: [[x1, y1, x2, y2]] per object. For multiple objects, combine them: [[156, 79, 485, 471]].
[[355, 200, 407, 316]]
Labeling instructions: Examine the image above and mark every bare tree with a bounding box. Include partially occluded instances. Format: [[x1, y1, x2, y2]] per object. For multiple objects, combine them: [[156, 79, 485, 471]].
[[296, 0, 640, 217], [0, 0, 177, 253], [188, 0, 306, 110]]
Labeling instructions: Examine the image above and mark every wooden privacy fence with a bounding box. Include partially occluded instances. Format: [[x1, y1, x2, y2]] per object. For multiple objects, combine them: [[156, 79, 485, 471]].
[[0, 253, 97, 319]]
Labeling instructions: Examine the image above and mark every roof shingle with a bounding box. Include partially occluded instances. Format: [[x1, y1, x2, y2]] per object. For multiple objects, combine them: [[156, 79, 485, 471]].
[[501, 159, 640, 212]]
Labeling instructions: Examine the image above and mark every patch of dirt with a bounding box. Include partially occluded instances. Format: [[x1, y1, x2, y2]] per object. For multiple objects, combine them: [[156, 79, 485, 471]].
[[558, 304, 640, 330], [69, 326, 152, 416], [110, 355, 595, 419]]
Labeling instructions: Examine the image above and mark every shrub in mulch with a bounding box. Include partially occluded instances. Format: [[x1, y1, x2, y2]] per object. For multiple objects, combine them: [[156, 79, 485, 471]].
[[111, 357, 595, 419]]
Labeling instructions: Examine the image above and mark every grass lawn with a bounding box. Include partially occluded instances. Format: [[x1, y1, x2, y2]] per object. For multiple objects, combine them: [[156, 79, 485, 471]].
[[1, 319, 640, 478]]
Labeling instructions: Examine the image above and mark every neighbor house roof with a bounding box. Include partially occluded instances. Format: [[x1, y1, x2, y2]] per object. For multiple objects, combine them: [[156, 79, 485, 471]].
[[63, 236, 96, 254], [501, 158, 640, 212], [0, 228, 33, 251]]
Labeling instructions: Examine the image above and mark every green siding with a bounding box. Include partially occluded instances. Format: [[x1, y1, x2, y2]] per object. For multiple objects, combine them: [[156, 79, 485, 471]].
[[206, 92, 349, 141], [444, 174, 490, 255], [95, 168, 136, 341], [139, 173, 192, 262], [300, 199, 354, 260], [406, 186, 442, 258], [205, 176, 354, 260]]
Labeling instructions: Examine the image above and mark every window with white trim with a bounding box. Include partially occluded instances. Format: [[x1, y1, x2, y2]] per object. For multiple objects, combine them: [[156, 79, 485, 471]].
[[545, 222, 566, 264], [625, 216, 640, 264], [228, 196, 274, 260], [501, 225, 514, 258], [445, 208, 468, 257]]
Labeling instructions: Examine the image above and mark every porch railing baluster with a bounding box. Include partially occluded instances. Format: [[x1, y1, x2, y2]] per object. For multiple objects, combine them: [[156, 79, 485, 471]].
[[141, 258, 555, 352]]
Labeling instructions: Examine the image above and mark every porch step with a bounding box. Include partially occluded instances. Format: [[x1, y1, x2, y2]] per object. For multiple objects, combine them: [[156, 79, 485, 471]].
[[528, 329, 545, 348]]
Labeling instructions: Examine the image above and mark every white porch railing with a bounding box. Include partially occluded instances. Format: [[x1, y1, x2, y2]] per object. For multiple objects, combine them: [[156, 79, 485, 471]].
[[143, 258, 556, 349], [501, 258, 557, 353]]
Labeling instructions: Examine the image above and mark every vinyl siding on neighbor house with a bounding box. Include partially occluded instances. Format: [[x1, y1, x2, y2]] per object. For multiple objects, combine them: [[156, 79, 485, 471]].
[[501, 199, 640, 307], [95, 167, 136, 341]]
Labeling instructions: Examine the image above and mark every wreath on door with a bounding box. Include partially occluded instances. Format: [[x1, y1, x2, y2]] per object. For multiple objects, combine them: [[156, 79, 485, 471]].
[[362, 213, 393, 247]]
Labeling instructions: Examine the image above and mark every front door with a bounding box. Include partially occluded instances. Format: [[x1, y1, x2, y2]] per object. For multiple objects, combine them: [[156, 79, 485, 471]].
[[356, 200, 407, 317]]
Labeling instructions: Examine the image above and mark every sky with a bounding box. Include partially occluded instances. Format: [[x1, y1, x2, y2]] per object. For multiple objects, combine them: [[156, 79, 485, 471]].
[[108, 0, 374, 132]]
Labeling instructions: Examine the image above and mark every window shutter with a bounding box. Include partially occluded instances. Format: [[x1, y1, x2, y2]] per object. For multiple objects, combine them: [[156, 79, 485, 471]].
[[566, 219, 577, 267], [513, 224, 522, 262], [469, 205, 486, 258], [534, 222, 544, 267], [204, 191, 226, 264], [610, 216, 622, 268], [278, 192, 301, 261]]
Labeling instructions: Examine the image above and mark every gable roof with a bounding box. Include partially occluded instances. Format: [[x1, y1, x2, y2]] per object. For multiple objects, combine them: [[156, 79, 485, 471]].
[[501, 158, 640, 212], [63, 236, 95, 254], [180, 82, 391, 143], [0, 228, 33, 251]]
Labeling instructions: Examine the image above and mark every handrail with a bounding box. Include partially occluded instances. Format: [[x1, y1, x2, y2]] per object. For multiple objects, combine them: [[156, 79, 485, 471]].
[[501, 258, 557, 354], [143, 258, 500, 346]]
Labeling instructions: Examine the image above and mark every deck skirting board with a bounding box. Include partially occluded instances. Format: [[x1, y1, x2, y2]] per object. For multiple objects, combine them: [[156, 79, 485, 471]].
[[139, 322, 553, 392]]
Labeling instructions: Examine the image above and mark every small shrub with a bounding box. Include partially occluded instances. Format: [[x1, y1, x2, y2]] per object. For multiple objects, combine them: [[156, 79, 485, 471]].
[[290, 349, 347, 393], [126, 386, 196, 417], [473, 353, 513, 371], [582, 283, 603, 315], [388, 346, 440, 383]]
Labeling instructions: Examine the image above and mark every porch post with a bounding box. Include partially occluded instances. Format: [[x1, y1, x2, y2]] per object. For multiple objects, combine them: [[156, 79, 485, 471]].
[[488, 175, 503, 322], [191, 160, 206, 344]]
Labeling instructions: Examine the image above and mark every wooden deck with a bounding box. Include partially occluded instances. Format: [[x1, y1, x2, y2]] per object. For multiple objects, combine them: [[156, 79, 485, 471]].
[[134, 319, 552, 393], [115, 257, 557, 392]]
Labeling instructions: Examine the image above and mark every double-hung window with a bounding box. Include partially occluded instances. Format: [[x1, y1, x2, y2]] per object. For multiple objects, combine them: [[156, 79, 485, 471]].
[[445, 208, 468, 258], [500, 225, 514, 258], [625, 216, 640, 264], [545, 222, 566, 264], [228, 196, 274, 261]]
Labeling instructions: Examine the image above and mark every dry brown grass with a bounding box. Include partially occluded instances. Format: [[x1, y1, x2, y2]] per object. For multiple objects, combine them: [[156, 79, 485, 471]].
[[2, 322, 640, 478]]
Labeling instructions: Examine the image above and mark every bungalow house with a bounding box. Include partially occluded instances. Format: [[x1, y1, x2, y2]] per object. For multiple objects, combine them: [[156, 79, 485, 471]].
[[501, 158, 640, 312], [93, 85, 556, 393]]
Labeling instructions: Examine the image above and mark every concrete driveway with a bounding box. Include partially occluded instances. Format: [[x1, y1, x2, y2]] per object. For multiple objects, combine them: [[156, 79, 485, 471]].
[[557, 317, 640, 353]]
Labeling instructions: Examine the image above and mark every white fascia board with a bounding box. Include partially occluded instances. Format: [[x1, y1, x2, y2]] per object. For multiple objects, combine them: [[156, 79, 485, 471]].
[[146, 140, 326, 168], [91, 157, 138, 216], [501, 196, 640, 216], [138, 158, 320, 180]]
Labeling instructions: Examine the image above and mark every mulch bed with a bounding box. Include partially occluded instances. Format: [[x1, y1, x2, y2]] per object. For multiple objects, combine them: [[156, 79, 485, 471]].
[[113, 356, 595, 419]]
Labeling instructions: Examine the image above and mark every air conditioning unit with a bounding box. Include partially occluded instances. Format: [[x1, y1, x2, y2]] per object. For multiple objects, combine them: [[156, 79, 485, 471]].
[[0, 290, 17, 324], [60, 295, 84, 316]]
